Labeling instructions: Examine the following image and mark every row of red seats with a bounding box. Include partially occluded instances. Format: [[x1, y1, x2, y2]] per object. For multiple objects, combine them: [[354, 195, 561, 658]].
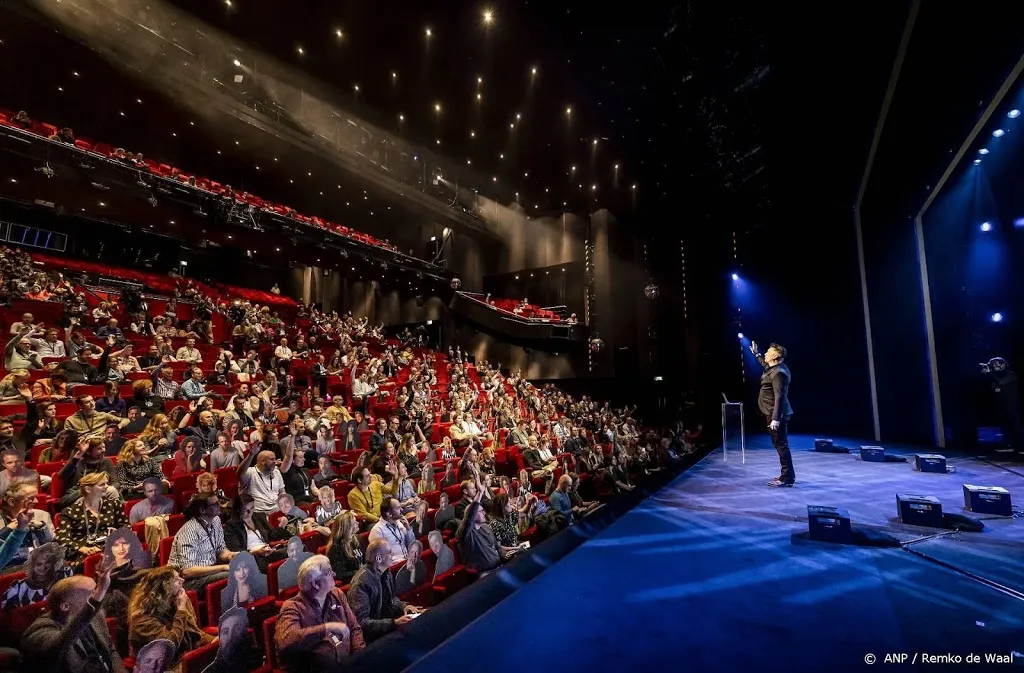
[[0, 109, 406, 264]]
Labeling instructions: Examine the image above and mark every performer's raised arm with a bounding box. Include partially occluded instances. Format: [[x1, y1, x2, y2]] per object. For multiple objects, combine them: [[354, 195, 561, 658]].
[[749, 340, 766, 367]]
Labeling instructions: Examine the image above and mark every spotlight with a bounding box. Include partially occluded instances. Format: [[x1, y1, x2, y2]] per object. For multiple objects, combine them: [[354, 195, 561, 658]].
[[981, 222, 992, 232], [1014, 218, 1024, 228], [731, 273, 739, 281], [993, 129, 1005, 138], [992, 312, 1004, 323], [1009, 109, 1021, 119], [737, 332, 744, 339], [978, 148, 989, 155], [974, 159, 982, 165]]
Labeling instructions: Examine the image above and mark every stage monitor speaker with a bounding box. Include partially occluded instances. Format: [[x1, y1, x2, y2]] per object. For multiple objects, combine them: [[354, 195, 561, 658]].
[[914, 454, 947, 473], [814, 438, 834, 452], [860, 446, 886, 462], [807, 505, 851, 544], [896, 494, 943, 527], [963, 484, 1012, 516]]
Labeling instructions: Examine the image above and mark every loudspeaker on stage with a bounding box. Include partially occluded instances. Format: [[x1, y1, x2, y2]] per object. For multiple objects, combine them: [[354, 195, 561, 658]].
[[897, 494, 943, 527], [963, 484, 1012, 516]]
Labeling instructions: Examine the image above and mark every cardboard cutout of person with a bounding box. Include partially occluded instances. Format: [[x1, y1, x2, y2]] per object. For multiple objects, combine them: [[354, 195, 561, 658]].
[[220, 551, 267, 615], [275, 535, 313, 592], [134, 638, 176, 673], [103, 526, 152, 571]]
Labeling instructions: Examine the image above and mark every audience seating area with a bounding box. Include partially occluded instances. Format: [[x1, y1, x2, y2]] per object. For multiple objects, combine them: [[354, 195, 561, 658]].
[[460, 292, 566, 322], [0, 107, 405, 258], [0, 245, 661, 672]]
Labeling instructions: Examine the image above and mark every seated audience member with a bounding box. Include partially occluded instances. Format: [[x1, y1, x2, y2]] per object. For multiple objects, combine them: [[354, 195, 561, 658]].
[[368, 496, 414, 562], [382, 461, 420, 516], [281, 446, 316, 505], [549, 474, 581, 524], [313, 455, 339, 488], [63, 394, 129, 441], [129, 477, 175, 558], [346, 466, 383, 529], [568, 472, 600, 515], [208, 431, 244, 470], [20, 559, 123, 673], [0, 449, 43, 499], [326, 511, 363, 585], [0, 482, 55, 571], [393, 540, 428, 595], [115, 439, 168, 499], [0, 509, 31, 571], [167, 493, 238, 593], [55, 472, 129, 571], [57, 437, 119, 506], [487, 493, 532, 550], [457, 485, 521, 574], [275, 555, 365, 672], [128, 477, 175, 523], [346, 540, 421, 643], [2, 541, 73, 608], [128, 566, 213, 668], [237, 448, 291, 514], [223, 494, 289, 573], [172, 436, 204, 476]]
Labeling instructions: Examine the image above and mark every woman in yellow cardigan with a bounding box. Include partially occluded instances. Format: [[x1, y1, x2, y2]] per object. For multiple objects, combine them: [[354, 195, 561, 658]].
[[346, 466, 383, 531]]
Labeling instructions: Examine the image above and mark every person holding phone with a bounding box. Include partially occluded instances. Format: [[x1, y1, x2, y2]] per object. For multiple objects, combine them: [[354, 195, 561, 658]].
[[750, 340, 795, 487]]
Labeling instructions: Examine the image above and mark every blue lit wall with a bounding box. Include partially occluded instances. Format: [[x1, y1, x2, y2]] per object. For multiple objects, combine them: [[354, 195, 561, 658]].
[[733, 226, 873, 439], [923, 93, 1024, 446]]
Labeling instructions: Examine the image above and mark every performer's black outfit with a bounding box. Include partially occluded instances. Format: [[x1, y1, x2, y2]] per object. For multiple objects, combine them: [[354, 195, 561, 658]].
[[756, 352, 794, 485]]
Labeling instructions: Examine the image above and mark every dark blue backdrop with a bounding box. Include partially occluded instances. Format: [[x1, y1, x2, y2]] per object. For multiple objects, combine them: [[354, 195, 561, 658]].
[[924, 87, 1024, 446]]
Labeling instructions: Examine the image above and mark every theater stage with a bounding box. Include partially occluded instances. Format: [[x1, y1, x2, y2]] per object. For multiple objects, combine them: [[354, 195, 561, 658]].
[[407, 434, 1024, 672]]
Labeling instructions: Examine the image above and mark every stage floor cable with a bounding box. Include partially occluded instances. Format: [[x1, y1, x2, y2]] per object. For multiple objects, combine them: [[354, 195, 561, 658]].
[[406, 434, 1024, 673]]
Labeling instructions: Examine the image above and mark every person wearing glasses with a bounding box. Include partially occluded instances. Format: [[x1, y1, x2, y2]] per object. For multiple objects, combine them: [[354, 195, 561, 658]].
[[167, 493, 239, 592], [275, 555, 365, 672]]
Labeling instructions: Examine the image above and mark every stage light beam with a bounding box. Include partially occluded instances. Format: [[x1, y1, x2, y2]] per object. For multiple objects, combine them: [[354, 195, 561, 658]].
[[981, 222, 993, 232], [731, 273, 739, 281], [993, 129, 1005, 137], [992, 313, 1003, 322], [1009, 109, 1021, 118]]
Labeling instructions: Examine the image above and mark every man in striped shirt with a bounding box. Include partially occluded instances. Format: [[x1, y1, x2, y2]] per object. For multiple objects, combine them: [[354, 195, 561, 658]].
[[168, 493, 238, 593]]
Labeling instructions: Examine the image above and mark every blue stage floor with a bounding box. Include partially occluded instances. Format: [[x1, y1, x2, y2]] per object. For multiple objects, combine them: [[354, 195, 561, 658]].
[[407, 434, 1024, 673]]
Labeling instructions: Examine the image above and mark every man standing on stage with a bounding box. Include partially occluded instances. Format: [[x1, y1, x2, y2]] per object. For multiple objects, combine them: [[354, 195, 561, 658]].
[[750, 341, 794, 487]]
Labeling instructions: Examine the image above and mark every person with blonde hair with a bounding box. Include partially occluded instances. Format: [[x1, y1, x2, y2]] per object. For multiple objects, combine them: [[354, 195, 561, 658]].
[[138, 413, 174, 453], [115, 438, 167, 499], [54, 471, 128, 570], [325, 511, 363, 584], [0, 369, 30, 401]]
